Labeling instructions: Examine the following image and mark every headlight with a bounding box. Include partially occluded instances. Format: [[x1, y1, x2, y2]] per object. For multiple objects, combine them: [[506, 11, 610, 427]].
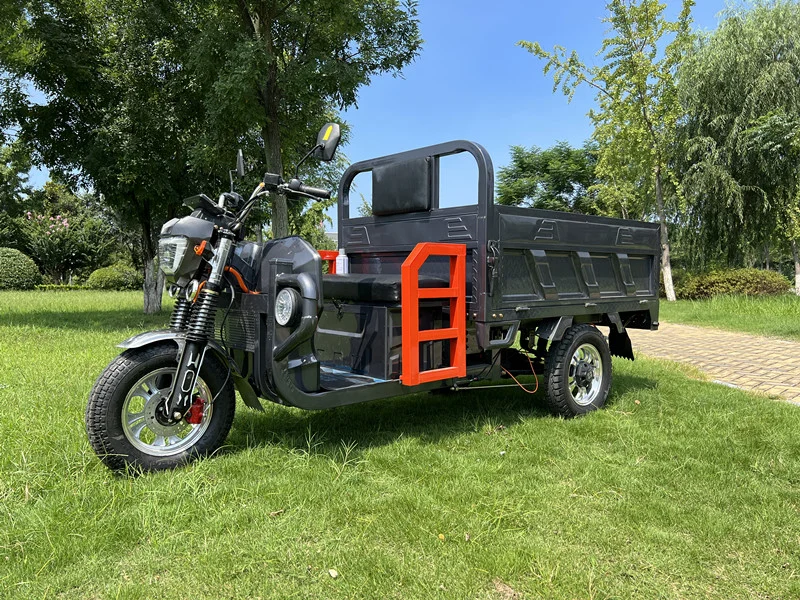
[[275, 288, 301, 327], [159, 236, 190, 276]]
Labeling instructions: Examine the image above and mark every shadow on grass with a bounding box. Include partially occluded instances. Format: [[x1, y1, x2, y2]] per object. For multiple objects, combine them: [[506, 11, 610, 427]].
[[611, 372, 657, 395], [226, 371, 657, 462], [0, 309, 170, 332]]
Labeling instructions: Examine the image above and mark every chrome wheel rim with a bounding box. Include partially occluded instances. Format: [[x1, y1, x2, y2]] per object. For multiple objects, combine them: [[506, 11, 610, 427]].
[[121, 367, 213, 456], [568, 343, 604, 406]]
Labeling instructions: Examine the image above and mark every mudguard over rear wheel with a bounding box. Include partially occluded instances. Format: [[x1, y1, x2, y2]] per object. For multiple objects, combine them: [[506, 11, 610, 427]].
[[544, 324, 612, 417], [85, 343, 235, 472]]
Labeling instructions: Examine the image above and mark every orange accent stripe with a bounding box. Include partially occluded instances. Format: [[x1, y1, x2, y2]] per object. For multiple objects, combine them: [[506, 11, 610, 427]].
[[192, 280, 206, 303], [224, 266, 257, 294]]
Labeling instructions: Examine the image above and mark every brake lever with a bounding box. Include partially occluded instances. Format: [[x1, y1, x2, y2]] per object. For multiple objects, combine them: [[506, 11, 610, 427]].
[[277, 184, 318, 201]]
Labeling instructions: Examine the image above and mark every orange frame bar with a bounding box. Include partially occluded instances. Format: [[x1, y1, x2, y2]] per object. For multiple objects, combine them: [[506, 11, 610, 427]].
[[400, 242, 467, 386], [318, 250, 339, 274]]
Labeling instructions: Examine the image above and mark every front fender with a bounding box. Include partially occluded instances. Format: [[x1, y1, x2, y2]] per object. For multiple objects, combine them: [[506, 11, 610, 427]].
[[118, 329, 185, 352], [118, 330, 263, 411]]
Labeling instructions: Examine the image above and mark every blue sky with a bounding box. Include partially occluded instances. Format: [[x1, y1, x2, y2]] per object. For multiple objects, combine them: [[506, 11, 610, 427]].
[[335, 0, 729, 221]]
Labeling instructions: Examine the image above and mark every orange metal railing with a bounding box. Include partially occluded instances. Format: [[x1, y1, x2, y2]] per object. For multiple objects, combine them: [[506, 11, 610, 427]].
[[400, 243, 467, 386]]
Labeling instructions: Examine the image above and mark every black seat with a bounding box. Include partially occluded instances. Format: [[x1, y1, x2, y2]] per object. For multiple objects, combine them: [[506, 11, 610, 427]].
[[322, 273, 447, 303]]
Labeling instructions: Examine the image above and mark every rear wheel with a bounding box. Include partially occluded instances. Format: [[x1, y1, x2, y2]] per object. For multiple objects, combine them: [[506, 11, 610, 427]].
[[85, 343, 235, 472], [544, 324, 612, 417]]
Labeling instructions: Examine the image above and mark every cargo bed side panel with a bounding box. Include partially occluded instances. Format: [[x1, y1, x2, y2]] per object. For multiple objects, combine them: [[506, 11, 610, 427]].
[[493, 207, 660, 319]]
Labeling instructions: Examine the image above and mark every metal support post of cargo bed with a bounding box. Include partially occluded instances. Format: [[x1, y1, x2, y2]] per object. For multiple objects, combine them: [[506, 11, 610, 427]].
[[400, 242, 467, 386]]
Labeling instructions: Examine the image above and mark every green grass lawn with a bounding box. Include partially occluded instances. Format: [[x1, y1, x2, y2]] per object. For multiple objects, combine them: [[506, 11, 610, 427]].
[[660, 294, 800, 340], [1, 291, 799, 599]]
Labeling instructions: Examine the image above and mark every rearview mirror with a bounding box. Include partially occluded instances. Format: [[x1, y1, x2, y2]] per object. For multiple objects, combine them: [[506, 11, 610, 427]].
[[236, 149, 245, 177], [313, 123, 341, 162]]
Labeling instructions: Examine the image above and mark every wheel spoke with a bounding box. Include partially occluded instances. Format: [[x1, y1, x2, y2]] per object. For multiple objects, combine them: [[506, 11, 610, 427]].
[[129, 421, 147, 440], [168, 435, 182, 445], [141, 380, 158, 396], [152, 436, 166, 447], [129, 389, 151, 403], [126, 412, 145, 426]]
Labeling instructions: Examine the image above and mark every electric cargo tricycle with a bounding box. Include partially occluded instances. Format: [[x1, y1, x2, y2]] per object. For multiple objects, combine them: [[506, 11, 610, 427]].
[[85, 124, 660, 472]]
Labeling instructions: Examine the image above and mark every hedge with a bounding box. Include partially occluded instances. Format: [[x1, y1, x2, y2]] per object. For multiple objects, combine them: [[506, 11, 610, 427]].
[[85, 262, 143, 291], [0, 247, 43, 290], [677, 268, 791, 300]]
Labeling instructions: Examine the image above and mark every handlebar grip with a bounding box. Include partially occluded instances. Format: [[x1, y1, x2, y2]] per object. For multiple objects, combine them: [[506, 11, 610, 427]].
[[299, 185, 330, 199]]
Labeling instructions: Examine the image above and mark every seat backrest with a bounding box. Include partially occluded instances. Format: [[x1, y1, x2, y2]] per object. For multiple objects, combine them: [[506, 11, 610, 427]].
[[371, 157, 432, 216]]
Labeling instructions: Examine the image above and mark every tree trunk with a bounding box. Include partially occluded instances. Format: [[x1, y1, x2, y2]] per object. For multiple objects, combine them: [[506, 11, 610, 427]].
[[792, 239, 800, 296], [259, 19, 288, 240], [262, 120, 288, 239], [654, 166, 676, 302], [143, 258, 163, 314], [141, 223, 162, 314]]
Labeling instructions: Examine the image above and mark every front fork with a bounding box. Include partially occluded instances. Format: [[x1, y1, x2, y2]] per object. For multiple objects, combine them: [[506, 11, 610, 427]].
[[162, 233, 235, 422]]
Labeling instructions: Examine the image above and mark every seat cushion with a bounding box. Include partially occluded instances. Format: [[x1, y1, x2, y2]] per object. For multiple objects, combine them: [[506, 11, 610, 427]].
[[322, 273, 447, 303]]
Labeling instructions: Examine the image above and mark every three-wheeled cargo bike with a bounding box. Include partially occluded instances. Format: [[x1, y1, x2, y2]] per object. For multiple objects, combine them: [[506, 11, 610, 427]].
[[86, 126, 660, 472]]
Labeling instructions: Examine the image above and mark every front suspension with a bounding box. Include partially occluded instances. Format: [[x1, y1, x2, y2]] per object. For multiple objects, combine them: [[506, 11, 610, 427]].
[[164, 287, 219, 420]]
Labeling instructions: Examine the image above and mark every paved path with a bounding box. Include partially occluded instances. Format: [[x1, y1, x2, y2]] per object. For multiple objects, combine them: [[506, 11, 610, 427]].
[[625, 322, 800, 405]]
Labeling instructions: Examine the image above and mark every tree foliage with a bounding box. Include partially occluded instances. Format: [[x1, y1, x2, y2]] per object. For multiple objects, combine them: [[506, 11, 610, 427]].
[[496, 141, 601, 214], [0, 0, 209, 311], [679, 0, 800, 285], [0, 0, 421, 311], [0, 142, 32, 218], [520, 0, 695, 301], [183, 0, 422, 238]]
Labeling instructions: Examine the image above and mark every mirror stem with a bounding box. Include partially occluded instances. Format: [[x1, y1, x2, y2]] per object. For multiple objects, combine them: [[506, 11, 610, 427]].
[[294, 144, 323, 179]]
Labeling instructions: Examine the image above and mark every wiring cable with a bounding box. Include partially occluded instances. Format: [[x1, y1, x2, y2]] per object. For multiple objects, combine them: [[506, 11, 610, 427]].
[[500, 351, 539, 395], [458, 350, 539, 394]]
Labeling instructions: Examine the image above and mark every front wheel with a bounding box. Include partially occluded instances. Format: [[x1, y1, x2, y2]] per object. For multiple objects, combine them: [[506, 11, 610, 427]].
[[544, 324, 612, 417], [85, 343, 236, 472]]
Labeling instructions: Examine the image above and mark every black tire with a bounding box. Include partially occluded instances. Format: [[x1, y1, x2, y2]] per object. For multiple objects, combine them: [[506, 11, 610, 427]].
[[85, 343, 235, 472], [544, 324, 612, 417]]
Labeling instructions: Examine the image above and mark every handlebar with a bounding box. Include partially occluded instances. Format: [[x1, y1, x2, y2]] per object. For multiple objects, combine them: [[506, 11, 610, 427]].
[[287, 178, 330, 199], [298, 184, 330, 199], [198, 172, 331, 236]]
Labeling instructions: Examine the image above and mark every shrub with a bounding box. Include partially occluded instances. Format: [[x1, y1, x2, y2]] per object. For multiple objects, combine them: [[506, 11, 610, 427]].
[[678, 268, 791, 300], [86, 262, 143, 291], [0, 247, 43, 290], [21, 207, 115, 283], [660, 267, 690, 298]]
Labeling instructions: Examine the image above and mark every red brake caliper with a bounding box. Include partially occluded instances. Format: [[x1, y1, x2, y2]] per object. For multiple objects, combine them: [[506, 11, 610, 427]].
[[184, 396, 206, 424]]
